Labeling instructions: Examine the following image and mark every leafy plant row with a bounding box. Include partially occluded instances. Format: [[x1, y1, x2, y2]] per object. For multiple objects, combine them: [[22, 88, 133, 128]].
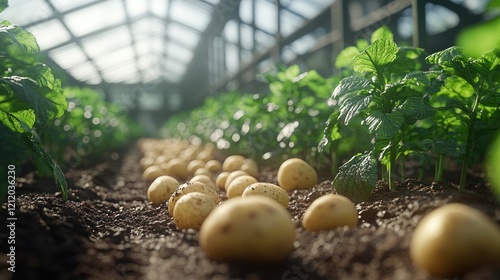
[[0, 1, 141, 202], [161, 26, 500, 202]]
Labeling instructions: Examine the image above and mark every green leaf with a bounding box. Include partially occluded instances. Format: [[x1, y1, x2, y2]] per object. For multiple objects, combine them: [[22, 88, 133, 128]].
[[0, 0, 8, 13], [353, 39, 398, 74], [332, 76, 372, 99], [395, 97, 435, 122], [371, 26, 393, 42], [24, 135, 68, 200], [0, 21, 40, 53], [339, 94, 373, 125], [333, 153, 378, 202], [335, 46, 361, 69], [486, 133, 500, 201], [365, 110, 404, 138]]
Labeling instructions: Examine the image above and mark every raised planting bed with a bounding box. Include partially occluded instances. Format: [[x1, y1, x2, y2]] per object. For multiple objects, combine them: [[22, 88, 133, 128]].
[[1, 141, 499, 280]]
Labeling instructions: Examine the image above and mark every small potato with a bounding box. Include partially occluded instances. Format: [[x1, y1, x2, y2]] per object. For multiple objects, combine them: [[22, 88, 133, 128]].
[[242, 182, 289, 208], [168, 182, 220, 216], [194, 167, 212, 177], [147, 175, 180, 205], [215, 172, 230, 191], [164, 158, 188, 180], [173, 192, 217, 230], [205, 159, 222, 173], [226, 175, 258, 198], [410, 203, 500, 277], [224, 170, 250, 191], [240, 158, 259, 177], [190, 174, 217, 191], [222, 155, 245, 172], [302, 194, 357, 231], [142, 165, 165, 182], [187, 159, 206, 175], [277, 158, 317, 191], [199, 196, 295, 263]]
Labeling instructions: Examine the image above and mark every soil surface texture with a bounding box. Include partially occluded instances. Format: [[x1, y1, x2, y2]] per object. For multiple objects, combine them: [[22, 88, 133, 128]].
[[1, 143, 499, 280]]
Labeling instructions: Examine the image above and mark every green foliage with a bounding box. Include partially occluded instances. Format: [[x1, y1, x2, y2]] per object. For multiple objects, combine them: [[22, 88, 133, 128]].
[[426, 47, 500, 189], [486, 133, 500, 200], [42, 87, 143, 167], [328, 26, 432, 199], [0, 19, 68, 201], [161, 65, 336, 165]]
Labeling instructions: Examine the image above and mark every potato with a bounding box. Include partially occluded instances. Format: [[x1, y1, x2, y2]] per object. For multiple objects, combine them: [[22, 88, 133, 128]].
[[240, 158, 259, 177], [242, 182, 289, 208], [222, 155, 245, 172], [190, 174, 217, 191], [147, 175, 180, 205], [205, 159, 222, 173], [199, 196, 295, 263], [167, 182, 220, 216], [302, 194, 357, 231], [193, 167, 212, 177], [164, 158, 188, 180], [226, 175, 258, 198], [215, 172, 230, 191], [224, 170, 249, 191], [173, 192, 217, 230], [410, 203, 500, 277], [187, 159, 206, 175], [277, 158, 317, 191], [142, 165, 165, 182]]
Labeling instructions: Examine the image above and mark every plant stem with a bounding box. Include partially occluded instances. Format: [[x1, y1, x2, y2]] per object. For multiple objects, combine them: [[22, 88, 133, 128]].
[[388, 143, 397, 190], [330, 151, 339, 176], [434, 153, 444, 182], [459, 94, 480, 190]]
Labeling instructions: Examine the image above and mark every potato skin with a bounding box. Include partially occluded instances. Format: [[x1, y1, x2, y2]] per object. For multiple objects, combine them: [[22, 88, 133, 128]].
[[147, 175, 179, 205], [199, 196, 295, 263], [173, 192, 216, 230], [277, 158, 317, 191], [242, 182, 289, 208], [167, 182, 219, 216], [302, 194, 358, 231], [410, 203, 500, 277], [226, 175, 258, 198]]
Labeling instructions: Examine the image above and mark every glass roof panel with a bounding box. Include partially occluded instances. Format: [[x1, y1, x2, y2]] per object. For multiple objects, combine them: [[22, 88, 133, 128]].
[[170, 1, 211, 31], [49, 43, 88, 70], [126, 0, 149, 18], [93, 46, 135, 70], [66, 61, 101, 84], [132, 17, 164, 38], [26, 19, 71, 50], [82, 26, 132, 59], [168, 23, 200, 48], [55, 0, 99, 12], [150, 0, 170, 18], [255, 0, 277, 34], [165, 43, 193, 63], [101, 60, 138, 83], [64, 0, 125, 37], [0, 0, 53, 26]]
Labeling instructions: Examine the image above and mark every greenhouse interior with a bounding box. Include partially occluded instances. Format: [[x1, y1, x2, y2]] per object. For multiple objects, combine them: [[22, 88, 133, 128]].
[[1, 0, 500, 279]]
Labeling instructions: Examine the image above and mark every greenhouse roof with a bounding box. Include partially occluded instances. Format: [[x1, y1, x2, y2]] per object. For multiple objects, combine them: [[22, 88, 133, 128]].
[[0, 0, 332, 87]]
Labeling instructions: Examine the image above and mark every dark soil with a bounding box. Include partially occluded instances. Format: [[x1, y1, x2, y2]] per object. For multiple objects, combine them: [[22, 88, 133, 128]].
[[1, 143, 499, 280]]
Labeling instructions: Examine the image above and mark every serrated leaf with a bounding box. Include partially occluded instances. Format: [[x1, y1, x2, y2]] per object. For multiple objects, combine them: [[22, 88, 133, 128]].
[[396, 97, 435, 121], [339, 94, 373, 125], [433, 139, 464, 157], [353, 39, 398, 74], [332, 76, 372, 99], [365, 110, 404, 138], [333, 153, 378, 202]]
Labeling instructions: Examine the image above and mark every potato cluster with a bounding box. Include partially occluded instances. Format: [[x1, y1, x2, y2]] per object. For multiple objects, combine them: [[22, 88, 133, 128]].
[[139, 138, 500, 276]]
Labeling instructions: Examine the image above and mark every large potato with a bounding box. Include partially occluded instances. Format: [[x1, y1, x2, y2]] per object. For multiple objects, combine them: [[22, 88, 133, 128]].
[[142, 165, 165, 182], [199, 196, 295, 263], [277, 158, 317, 191], [147, 175, 179, 205], [410, 203, 500, 277], [173, 192, 216, 230], [190, 174, 217, 191], [215, 172, 230, 191], [242, 182, 289, 208], [167, 182, 219, 216], [224, 170, 250, 191], [302, 194, 357, 231]]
